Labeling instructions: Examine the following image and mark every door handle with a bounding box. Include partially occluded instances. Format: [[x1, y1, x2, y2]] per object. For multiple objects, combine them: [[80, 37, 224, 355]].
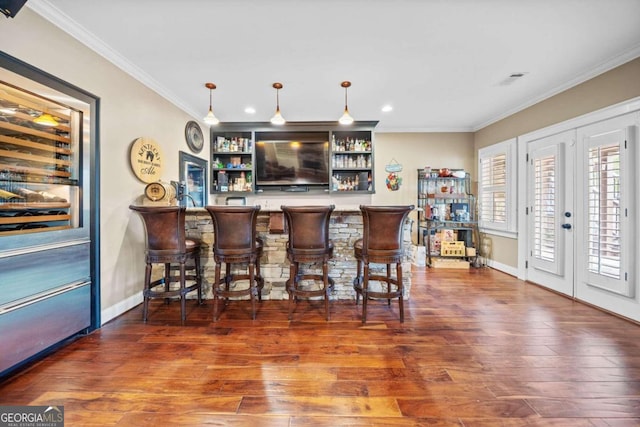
[[561, 223, 572, 229]]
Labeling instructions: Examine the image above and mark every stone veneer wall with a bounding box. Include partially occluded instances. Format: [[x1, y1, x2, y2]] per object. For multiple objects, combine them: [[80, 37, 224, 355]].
[[184, 210, 413, 301]]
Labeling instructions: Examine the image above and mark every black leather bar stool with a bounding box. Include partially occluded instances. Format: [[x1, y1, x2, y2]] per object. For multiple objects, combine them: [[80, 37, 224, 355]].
[[281, 205, 335, 320], [353, 205, 414, 323], [205, 205, 264, 321], [129, 205, 203, 324]]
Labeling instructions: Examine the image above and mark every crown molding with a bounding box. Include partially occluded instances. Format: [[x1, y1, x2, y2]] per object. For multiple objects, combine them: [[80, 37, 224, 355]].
[[472, 43, 640, 132], [375, 126, 474, 133], [27, 0, 201, 120], [27, 1, 640, 134]]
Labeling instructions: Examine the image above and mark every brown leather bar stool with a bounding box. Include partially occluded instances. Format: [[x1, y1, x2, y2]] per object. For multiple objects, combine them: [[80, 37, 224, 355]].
[[205, 205, 264, 321], [281, 205, 335, 320], [353, 205, 414, 323], [129, 205, 203, 324]]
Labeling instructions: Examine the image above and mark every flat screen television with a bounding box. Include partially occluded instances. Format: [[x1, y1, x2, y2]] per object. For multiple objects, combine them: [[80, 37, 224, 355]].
[[255, 140, 330, 188]]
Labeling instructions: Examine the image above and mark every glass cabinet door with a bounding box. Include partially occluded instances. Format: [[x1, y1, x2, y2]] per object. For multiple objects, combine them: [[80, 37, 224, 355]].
[[0, 81, 81, 236]]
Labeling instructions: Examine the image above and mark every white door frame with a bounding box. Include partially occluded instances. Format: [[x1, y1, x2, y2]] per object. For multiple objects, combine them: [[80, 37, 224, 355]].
[[524, 130, 575, 296], [517, 97, 640, 282]]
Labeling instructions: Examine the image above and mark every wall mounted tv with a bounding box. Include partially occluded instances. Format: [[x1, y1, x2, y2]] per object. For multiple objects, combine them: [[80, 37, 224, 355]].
[[255, 137, 330, 190]]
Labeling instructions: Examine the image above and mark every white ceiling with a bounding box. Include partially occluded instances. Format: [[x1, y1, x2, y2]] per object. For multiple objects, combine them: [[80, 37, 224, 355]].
[[28, 0, 640, 132]]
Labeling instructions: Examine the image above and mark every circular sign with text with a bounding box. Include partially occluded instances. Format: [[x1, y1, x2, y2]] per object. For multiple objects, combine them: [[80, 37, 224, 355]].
[[130, 137, 164, 183]]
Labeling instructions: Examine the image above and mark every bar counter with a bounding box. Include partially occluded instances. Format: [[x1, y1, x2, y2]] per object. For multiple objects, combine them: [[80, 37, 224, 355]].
[[184, 207, 414, 300]]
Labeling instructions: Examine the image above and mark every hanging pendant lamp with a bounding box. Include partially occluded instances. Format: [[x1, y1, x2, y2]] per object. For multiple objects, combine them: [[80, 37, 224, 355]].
[[270, 82, 286, 125], [338, 81, 354, 125], [203, 82, 220, 125]]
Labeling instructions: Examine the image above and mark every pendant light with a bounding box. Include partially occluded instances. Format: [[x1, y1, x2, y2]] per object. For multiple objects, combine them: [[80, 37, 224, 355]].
[[33, 112, 59, 127], [338, 81, 354, 125], [203, 82, 220, 126], [270, 82, 285, 125]]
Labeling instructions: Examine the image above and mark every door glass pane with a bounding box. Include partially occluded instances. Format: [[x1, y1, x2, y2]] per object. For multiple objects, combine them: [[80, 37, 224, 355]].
[[480, 153, 506, 224], [0, 80, 82, 236], [587, 144, 620, 279], [533, 155, 556, 262]]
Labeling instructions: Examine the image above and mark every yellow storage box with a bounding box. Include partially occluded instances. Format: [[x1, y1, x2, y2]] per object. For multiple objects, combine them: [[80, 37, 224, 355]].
[[440, 241, 465, 257]]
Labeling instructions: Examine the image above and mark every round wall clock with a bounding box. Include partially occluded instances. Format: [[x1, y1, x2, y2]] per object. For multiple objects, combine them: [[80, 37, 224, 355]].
[[185, 120, 204, 153]]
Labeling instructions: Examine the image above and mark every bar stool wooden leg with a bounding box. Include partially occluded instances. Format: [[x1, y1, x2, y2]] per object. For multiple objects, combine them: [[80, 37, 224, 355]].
[[386, 264, 392, 306], [354, 259, 363, 306], [213, 262, 222, 322], [323, 260, 330, 321], [362, 263, 370, 324], [256, 259, 263, 302], [164, 263, 171, 305], [225, 263, 231, 294], [179, 262, 187, 325], [143, 263, 152, 322], [193, 256, 202, 305], [287, 261, 296, 320], [249, 263, 257, 320], [397, 262, 404, 323]]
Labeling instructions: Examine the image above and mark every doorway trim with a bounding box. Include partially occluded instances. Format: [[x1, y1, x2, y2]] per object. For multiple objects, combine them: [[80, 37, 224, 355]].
[[517, 97, 640, 281]]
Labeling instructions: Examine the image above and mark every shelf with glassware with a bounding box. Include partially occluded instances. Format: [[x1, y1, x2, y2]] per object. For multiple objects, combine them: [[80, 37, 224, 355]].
[[210, 132, 254, 194], [330, 130, 374, 193], [417, 168, 479, 267], [0, 84, 78, 235]]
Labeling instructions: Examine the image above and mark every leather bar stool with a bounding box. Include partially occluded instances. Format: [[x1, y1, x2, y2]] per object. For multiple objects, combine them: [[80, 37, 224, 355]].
[[129, 205, 203, 324], [281, 205, 335, 320], [205, 205, 264, 321], [353, 205, 414, 323]]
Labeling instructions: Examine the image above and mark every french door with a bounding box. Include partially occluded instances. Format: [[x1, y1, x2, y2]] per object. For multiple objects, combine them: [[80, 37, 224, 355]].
[[525, 112, 639, 320], [526, 130, 575, 296], [574, 113, 638, 317]]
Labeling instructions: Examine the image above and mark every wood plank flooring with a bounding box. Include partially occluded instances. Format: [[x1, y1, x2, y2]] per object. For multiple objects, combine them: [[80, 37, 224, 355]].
[[2, 267, 640, 426]]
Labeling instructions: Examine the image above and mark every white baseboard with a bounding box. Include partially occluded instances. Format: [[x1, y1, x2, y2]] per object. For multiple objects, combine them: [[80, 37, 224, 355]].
[[101, 292, 143, 325], [486, 259, 518, 277]]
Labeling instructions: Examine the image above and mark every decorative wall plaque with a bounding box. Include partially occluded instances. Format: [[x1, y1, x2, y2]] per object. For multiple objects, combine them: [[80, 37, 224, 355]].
[[130, 137, 164, 183]]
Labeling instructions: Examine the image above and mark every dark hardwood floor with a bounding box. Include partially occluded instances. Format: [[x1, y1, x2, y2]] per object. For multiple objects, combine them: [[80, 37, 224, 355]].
[[2, 266, 640, 426]]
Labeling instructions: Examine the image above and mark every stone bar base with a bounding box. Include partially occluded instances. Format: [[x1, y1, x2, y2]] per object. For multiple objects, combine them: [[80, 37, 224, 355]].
[[183, 209, 413, 300]]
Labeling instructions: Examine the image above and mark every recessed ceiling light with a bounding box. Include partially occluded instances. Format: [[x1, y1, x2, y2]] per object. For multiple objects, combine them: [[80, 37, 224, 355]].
[[381, 105, 393, 112], [244, 107, 256, 114]]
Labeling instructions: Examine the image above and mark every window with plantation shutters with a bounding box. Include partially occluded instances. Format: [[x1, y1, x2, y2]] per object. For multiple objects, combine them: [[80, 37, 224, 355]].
[[587, 143, 621, 280], [478, 138, 516, 235], [576, 118, 635, 299], [533, 154, 556, 263], [480, 154, 506, 223]]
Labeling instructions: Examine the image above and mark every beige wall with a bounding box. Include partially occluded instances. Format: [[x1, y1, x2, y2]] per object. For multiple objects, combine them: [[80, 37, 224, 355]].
[[4, 8, 638, 320], [373, 132, 475, 242], [476, 57, 640, 149], [1, 9, 201, 321], [474, 57, 640, 269]]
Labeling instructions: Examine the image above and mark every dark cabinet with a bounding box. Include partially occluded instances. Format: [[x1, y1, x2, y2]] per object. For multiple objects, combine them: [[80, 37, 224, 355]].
[[210, 131, 254, 194], [209, 122, 377, 194]]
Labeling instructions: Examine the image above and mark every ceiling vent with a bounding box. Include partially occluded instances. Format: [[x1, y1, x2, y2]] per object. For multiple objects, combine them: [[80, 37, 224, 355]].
[[499, 72, 528, 86]]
